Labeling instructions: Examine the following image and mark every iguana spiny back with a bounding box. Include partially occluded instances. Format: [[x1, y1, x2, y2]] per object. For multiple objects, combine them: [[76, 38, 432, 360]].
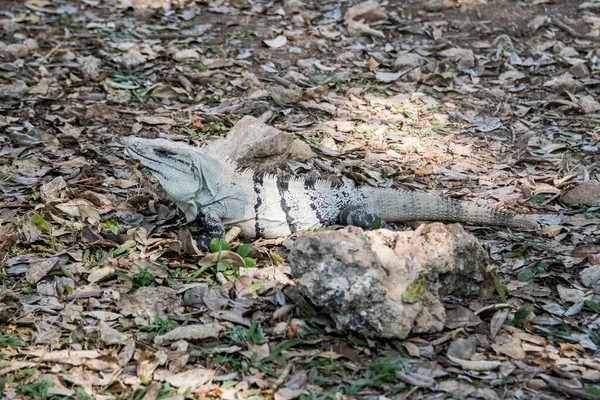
[[125, 137, 537, 249]]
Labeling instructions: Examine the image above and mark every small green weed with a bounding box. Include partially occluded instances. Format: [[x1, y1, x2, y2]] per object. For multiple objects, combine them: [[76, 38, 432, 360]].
[[188, 239, 256, 282], [139, 313, 178, 335], [115, 267, 158, 290], [0, 333, 22, 350], [230, 321, 264, 344], [109, 68, 142, 86]]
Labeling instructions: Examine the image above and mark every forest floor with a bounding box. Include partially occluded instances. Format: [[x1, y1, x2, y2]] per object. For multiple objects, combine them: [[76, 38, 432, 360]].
[[1, 0, 600, 399]]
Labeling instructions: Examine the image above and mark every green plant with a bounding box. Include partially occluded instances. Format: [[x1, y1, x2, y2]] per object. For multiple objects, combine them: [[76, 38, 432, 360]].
[[0, 333, 22, 350], [115, 267, 158, 290], [230, 321, 264, 344], [139, 313, 178, 335]]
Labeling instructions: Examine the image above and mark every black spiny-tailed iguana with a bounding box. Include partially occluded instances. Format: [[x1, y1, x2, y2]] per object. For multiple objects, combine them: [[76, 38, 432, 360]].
[[125, 136, 538, 250]]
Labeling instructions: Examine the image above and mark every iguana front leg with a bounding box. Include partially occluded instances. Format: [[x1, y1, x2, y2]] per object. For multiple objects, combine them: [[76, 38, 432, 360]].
[[338, 204, 393, 231], [194, 211, 225, 251]]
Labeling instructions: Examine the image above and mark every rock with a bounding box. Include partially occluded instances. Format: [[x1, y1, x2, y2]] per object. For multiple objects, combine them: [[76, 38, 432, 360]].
[[570, 63, 590, 78], [171, 49, 200, 61], [269, 85, 301, 106], [344, 0, 387, 23], [0, 79, 28, 100], [283, 0, 303, 14], [122, 49, 146, 68], [79, 56, 102, 80], [544, 72, 583, 93], [425, 0, 444, 12], [3, 43, 28, 59], [23, 38, 38, 51], [561, 182, 600, 206], [392, 52, 424, 71], [204, 115, 315, 172], [53, 49, 76, 62], [579, 95, 600, 114], [581, 265, 600, 294], [132, 286, 183, 318], [288, 223, 492, 339], [346, 19, 385, 38], [1, 19, 18, 35], [440, 48, 475, 70]]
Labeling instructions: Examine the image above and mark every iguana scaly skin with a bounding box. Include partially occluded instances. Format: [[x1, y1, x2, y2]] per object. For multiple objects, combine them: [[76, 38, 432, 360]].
[[125, 137, 538, 249]]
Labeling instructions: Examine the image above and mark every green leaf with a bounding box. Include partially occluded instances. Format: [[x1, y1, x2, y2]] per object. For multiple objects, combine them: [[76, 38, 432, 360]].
[[31, 213, 51, 233], [112, 242, 136, 256], [248, 283, 261, 292], [236, 243, 253, 257], [513, 304, 533, 328], [504, 251, 524, 259], [372, 218, 382, 230], [402, 276, 426, 304], [517, 268, 537, 282], [210, 238, 230, 253], [271, 252, 284, 264], [494, 277, 508, 303], [217, 261, 229, 272], [584, 300, 600, 314], [244, 257, 257, 268]]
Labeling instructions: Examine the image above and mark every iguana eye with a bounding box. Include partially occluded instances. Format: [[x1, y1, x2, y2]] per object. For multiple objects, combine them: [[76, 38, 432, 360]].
[[154, 148, 169, 156]]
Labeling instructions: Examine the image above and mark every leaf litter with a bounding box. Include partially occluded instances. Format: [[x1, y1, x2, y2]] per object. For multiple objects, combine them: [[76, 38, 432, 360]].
[[1, 0, 600, 399]]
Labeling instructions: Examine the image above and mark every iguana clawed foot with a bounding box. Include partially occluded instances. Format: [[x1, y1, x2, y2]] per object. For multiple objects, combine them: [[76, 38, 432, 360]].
[[194, 212, 225, 251], [338, 205, 393, 231]]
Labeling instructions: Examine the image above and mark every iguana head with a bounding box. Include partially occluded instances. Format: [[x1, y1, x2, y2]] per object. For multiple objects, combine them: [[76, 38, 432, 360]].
[[124, 136, 200, 221]]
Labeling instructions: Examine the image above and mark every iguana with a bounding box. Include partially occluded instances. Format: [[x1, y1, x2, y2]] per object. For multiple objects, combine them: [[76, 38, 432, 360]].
[[125, 136, 538, 250]]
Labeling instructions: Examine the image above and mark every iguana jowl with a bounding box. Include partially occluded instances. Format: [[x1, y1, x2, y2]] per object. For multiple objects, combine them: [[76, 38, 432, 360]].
[[125, 137, 537, 249]]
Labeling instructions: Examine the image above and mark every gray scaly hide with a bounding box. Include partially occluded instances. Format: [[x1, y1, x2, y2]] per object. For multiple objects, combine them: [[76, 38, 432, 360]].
[[125, 137, 538, 241]]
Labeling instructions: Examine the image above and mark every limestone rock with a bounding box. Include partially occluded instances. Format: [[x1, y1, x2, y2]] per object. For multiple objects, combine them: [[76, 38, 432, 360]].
[[288, 223, 492, 339], [581, 265, 600, 294], [269, 85, 301, 106], [344, 1, 387, 23], [204, 115, 315, 172], [79, 56, 102, 80], [440, 48, 475, 70], [561, 182, 600, 206], [0, 79, 28, 100], [392, 52, 424, 71], [122, 49, 147, 68]]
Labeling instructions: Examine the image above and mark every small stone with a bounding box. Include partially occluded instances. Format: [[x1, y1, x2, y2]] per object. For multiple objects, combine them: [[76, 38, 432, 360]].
[[544, 72, 583, 93], [23, 38, 38, 51], [290, 14, 305, 26], [570, 63, 590, 78], [580, 95, 600, 114], [79, 56, 102, 80], [283, 0, 303, 14], [3, 43, 28, 59], [122, 49, 146, 68], [172, 49, 200, 61], [269, 85, 301, 106], [425, 0, 444, 12], [560, 46, 580, 58], [344, 0, 387, 22], [53, 49, 76, 62], [392, 52, 424, 71], [581, 265, 600, 294], [0, 79, 28, 99], [440, 48, 475, 70], [1, 19, 18, 35], [562, 182, 600, 206]]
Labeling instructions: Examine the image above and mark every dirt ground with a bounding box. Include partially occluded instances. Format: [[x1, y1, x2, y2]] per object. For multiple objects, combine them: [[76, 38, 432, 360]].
[[1, 0, 600, 399]]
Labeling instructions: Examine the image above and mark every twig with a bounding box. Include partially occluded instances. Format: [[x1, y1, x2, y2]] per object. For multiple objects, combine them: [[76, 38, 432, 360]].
[[551, 18, 600, 42]]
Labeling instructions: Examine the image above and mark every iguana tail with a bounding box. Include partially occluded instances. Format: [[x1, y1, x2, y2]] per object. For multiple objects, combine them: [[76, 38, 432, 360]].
[[363, 188, 538, 230]]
